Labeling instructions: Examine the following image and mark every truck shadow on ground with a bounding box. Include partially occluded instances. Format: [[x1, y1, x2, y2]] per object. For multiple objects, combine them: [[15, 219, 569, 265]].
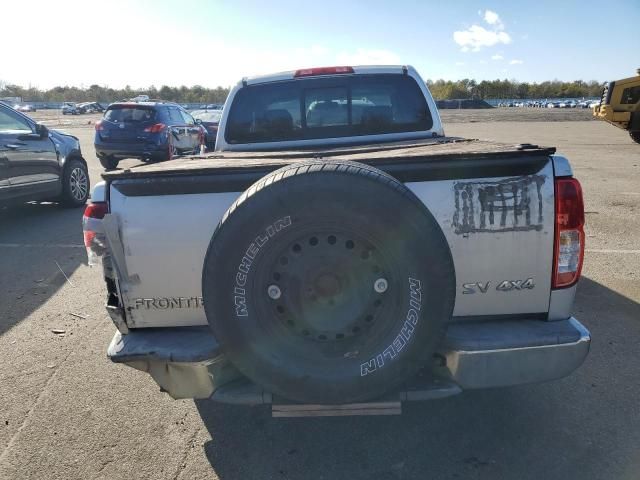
[[0, 202, 86, 336], [195, 276, 639, 480]]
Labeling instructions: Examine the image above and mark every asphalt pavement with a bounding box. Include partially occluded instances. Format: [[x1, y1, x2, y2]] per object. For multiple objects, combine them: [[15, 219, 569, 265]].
[[0, 113, 638, 479]]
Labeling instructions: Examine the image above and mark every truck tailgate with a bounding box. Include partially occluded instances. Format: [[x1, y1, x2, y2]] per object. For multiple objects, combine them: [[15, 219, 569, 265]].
[[105, 138, 557, 328]]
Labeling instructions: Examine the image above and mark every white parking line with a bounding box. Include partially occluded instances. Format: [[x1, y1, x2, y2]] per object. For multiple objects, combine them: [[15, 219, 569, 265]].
[[586, 249, 640, 254], [0, 243, 85, 248]]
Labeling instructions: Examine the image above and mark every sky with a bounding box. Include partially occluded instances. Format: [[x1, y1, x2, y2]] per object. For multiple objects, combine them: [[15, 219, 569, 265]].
[[1, 0, 638, 90]]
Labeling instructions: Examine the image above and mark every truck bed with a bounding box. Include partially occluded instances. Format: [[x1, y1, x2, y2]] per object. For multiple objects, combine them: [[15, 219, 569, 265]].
[[102, 135, 559, 329], [102, 137, 555, 188]]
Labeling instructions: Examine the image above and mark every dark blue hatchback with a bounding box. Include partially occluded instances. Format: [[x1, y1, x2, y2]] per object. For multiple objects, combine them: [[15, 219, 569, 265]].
[[94, 101, 205, 170]]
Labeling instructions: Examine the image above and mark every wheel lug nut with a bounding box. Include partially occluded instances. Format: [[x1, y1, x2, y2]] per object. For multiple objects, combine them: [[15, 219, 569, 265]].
[[267, 284, 282, 300], [374, 278, 388, 293]]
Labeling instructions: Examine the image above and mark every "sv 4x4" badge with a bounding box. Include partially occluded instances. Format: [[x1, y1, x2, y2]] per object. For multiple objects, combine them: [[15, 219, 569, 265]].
[[462, 278, 535, 294]]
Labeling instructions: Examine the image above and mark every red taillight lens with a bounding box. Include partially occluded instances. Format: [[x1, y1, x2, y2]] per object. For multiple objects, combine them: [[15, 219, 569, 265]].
[[83, 202, 108, 220], [83, 202, 108, 256], [553, 178, 585, 288], [95, 120, 104, 131], [144, 123, 166, 133], [294, 66, 354, 77]]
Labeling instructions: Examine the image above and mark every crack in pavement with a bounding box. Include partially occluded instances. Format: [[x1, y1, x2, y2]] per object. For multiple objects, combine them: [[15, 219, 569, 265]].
[[0, 320, 102, 465], [173, 424, 203, 480]]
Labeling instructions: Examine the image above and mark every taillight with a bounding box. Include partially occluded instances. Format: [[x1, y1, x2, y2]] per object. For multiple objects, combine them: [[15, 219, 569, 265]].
[[553, 178, 585, 288], [83, 202, 108, 266], [294, 66, 354, 77], [144, 123, 166, 133], [95, 120, 104, 131], [84, 202, 108, 221]]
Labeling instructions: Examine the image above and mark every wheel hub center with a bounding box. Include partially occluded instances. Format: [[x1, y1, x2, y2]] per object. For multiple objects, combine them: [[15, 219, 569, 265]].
[[314, 272, 341, 298]]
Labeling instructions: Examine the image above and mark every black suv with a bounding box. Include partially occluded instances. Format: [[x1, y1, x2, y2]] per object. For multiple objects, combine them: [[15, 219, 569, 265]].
[[0, 102, 89, 208], [94, 101, 205, 170]]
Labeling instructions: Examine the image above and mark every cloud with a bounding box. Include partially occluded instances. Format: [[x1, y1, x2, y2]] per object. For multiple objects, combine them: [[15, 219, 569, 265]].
[[454, 10, 511, 52], [453, 25, 511, 52], [509, 59, 524, 65], [483, 10, 504, 29], [455, 61, 465, 66], [335, 48, 401, 65], [491, 54, 504, 60]]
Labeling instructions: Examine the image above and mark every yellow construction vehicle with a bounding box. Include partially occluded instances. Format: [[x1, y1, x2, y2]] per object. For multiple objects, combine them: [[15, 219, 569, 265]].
[[593, 69, 640, 144]]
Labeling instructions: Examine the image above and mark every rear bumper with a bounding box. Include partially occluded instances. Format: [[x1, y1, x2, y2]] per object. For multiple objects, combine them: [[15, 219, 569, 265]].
[[441, 317, 590, 389], [95, 142, 167, 160], [107, 317, 590, 403]]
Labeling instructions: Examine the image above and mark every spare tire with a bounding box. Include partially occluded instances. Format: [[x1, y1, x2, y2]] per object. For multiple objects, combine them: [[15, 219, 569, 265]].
[[202, 160, 455, 404]]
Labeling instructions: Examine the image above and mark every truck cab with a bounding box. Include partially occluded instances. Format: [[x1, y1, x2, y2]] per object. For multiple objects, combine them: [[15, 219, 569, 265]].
[[216, 66, 443, 152]]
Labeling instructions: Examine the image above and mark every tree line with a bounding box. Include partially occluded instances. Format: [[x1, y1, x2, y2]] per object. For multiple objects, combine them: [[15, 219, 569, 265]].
[[426, 79, 603, 100], [0, 83, 230, 104], [0, 78, 604, 103]]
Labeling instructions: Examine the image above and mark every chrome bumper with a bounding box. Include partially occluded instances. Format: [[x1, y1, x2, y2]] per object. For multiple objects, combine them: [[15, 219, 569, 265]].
[[108, 317, 590, 402], [440, 317, 590, 389]]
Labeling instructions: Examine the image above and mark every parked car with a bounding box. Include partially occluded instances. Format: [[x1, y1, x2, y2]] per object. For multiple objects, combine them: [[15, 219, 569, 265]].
[[84, 65, 590, 414], [191, 109, 222, 149], [61, 103, 79, 115], [14, 104, 36, 112], [94, 101, 206, 170], [0, 101, 89, 207], [77, 102, 105, 114]]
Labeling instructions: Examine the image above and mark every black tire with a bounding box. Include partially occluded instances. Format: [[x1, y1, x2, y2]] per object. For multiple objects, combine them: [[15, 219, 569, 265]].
[[630, 131, 640, 144], [98, 155, 119, 170], [60, 159, 89, 207], [158, 143, 177, 161], [202, 160, 456, 404]]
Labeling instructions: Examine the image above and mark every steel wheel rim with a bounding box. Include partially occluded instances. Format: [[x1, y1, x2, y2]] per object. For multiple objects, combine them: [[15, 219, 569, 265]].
[[69, 167, 88, 201], [259, 230, 394, 344]]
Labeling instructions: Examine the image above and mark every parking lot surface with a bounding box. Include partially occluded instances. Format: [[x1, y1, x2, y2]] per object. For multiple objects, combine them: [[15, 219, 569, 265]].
[[1, 110, 639, 479]]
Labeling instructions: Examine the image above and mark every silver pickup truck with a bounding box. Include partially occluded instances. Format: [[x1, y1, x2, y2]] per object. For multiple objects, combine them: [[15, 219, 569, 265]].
[[84, 66, 589, 415]]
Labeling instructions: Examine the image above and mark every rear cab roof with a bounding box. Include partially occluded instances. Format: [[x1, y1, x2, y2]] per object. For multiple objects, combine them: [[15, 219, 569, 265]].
[[242, 65, 416, 86]]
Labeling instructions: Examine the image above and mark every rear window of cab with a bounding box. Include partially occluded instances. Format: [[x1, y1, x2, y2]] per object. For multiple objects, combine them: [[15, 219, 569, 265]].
[[226, 74, 433, 144]]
